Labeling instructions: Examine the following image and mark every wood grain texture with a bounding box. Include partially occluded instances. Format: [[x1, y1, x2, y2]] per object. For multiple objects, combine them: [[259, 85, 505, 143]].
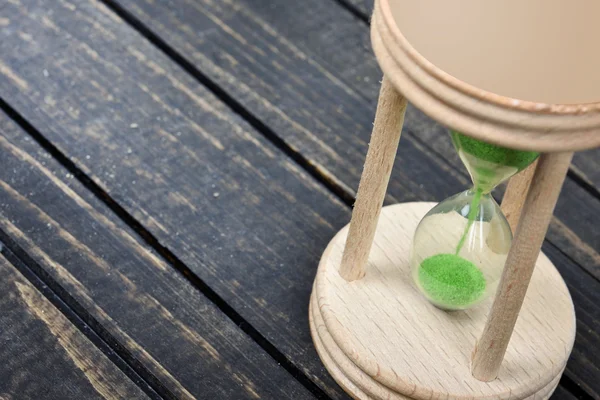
[[572, 150, 600, 193], [0, 0, 344, 397], [345, 0, 373, 16], [501, 160, 538, 233], [340, 77, 406, 281], [314, 202, 574, 400], [113, 0, 458, 205], [310, 292, 564, 400], [0, 113, 314, 399], [110, 0, 600, 277], [0, 0, 596, 399], [0, 253, 148, 400]]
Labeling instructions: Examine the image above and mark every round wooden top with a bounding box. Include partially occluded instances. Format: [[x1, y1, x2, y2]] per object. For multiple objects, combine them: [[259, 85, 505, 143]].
[[372, 0, 600, 151], [314, 202, 576, 400], [390, 0, 600, 105]]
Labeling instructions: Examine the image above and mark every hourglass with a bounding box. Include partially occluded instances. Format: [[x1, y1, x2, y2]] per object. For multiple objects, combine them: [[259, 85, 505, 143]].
[[411, 133, 539, 310], [309, 1, 600, 399]]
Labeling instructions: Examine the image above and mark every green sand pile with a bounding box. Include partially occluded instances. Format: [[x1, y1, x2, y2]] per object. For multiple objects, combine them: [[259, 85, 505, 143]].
[[419, 254, 486, 309]]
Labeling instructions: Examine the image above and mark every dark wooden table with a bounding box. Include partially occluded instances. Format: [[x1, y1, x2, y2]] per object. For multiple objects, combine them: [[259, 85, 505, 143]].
[[0, 0, 598, 399]]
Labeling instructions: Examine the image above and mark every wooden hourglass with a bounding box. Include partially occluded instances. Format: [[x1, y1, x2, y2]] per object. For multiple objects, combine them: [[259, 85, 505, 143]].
[[309, 1, 600, 399]]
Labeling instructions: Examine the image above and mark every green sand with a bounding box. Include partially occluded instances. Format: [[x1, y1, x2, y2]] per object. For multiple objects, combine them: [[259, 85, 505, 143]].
[[451, 131, 539, 171], [417, 133, 537, 309], [455, 188, 482, 255], [451, 131, 538, 260], [418, 254, 486, 308]]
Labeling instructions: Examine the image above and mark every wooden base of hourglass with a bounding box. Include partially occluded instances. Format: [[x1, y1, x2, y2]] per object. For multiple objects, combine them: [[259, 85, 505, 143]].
[[309, 202, 575, 400]]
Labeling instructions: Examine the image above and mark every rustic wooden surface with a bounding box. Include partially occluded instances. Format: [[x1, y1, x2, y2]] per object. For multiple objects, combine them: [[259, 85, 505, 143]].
[[0, 251, 150, 400], [0, 112, 314, 400], [0, 0, 597, 398]]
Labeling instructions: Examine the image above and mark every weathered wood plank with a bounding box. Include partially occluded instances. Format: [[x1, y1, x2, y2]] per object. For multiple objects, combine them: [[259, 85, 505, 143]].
[[0, 252, 149, 400], [0, 0, 345, 397], [110, 0, 600, 279], [2, 119, 592, 400], [572, 150, 600, 194], [343, 0, 373, 16], [0, 0, 596, 399], [551, 385, 578, 400], [543, 243, 600, 399], [0, 112, 316, 399]]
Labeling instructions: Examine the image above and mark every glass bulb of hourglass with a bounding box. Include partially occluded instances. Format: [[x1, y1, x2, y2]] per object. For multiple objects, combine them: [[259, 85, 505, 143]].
[[410, 132, 539, 310]]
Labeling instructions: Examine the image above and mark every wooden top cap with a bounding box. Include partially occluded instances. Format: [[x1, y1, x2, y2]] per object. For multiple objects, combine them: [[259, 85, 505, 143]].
[[372, 0, 600, 151]]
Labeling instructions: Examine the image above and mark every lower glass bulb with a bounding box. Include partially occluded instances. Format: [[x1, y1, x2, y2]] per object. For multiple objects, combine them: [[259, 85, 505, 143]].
[[410, 190, 512, 310]]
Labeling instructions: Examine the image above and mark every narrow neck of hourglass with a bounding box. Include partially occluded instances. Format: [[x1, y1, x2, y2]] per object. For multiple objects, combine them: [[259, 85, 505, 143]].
[[451, 131, 540, 194], [459, 151, 522, 194]]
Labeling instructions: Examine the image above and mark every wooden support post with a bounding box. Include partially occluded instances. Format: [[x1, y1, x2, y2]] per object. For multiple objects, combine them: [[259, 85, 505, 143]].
[[471, 152, 574, 381], [339, 77, 407, 281], [501, 159, 539, 232]]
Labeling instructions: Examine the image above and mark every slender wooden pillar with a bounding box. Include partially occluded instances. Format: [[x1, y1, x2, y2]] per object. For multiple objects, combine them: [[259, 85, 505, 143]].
[[501, 159, 539, 232], [472, 152, 574, 381], [339, 77, 407, 281]]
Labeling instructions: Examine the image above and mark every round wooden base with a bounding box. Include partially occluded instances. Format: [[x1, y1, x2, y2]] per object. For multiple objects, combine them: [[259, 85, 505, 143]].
[[309, 202, 576, 400]]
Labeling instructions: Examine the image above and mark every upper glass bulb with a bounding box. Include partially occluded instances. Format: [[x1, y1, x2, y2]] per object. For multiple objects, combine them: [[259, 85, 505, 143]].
[[410, 132, 539, 310]]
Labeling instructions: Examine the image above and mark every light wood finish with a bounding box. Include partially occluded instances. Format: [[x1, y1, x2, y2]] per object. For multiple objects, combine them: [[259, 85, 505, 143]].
[[472, 152, 575, 381], [371, 0, 600, 152], [501, 159, 539, 232], [312, 202, 575, 400], [310, 292, 563, 400], [389, 1, 600, 105], [339, 77, 407, 281]]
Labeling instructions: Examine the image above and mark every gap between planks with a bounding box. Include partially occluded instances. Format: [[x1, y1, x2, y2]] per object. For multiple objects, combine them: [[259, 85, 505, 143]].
[[99, 0, 356, 208], [2, 1, 595, 399], [0, 97, 333, 400], [0, 233, 163, 400]]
